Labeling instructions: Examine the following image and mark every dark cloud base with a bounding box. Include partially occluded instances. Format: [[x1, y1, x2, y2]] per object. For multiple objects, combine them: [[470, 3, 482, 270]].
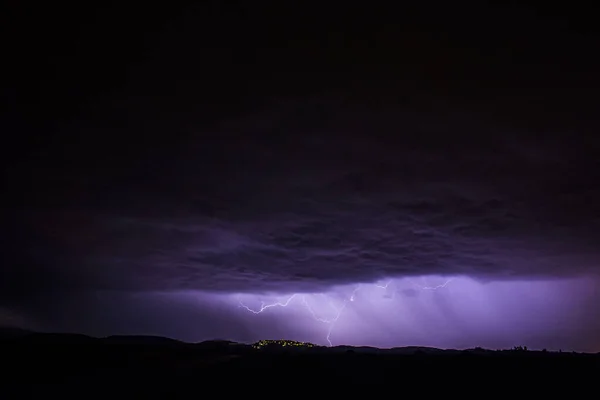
[[3, 102, 600, 300]]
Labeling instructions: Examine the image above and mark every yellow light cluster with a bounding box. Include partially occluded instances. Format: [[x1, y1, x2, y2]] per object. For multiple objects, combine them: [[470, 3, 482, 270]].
[[251, 339, 316, 350]]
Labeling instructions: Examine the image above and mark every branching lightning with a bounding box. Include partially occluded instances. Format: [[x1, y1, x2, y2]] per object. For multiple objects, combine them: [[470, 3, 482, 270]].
[[238, 294, 298, 314], [374, 281, 392, 289], [409, 278, 453, 290], [301, 296, 346, 346], [238, 277, 453, 346], [238, 293, 347, 346]]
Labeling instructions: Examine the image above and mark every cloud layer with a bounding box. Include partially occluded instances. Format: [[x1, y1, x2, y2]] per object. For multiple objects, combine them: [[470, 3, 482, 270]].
[[3, 101, 599, 301]]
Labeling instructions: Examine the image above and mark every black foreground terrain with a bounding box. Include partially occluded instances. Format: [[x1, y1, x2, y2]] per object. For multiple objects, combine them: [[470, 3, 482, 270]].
[[1, 330, 597, 397]]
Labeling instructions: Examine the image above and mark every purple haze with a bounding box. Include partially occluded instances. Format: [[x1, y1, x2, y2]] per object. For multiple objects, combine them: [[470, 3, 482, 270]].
[[43, 275, 597, 353], [226, 275, 599, 351]]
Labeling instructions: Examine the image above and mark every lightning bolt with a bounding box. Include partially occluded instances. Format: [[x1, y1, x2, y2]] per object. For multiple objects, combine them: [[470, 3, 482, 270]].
[[238, 281, 391, 346], [350, 285, 361, 301], [238, 294, 298, 313], [409, 278, 453, 290], [374, 281, 392, 289], [302, 296, 347, 346], [374, 280, 395, 299]]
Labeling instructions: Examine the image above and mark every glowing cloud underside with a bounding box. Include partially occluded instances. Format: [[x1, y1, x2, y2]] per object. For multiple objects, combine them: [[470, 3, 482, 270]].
[[218, 275, 598, 351]]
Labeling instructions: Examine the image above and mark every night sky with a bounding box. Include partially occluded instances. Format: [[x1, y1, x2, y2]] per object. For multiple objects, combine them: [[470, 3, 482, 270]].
[[2, 3, 599, 351]]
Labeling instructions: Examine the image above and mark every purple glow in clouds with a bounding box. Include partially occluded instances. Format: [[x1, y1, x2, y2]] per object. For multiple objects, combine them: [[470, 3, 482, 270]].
[[211, 275, 599, 351]]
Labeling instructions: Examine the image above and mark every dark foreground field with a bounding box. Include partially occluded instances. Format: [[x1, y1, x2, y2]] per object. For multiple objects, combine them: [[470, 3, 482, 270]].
[[1, 330, 597, 397]]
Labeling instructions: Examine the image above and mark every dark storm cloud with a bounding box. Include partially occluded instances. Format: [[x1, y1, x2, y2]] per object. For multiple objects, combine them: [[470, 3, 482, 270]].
[[4, 102, 599, 298]]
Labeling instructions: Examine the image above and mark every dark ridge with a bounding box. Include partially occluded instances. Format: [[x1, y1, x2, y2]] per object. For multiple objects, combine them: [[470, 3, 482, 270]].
[[8, 331, 96, 344], [102, 335, 183, 345], [1, 331, 597, 395], [0, 325, 33, 338]]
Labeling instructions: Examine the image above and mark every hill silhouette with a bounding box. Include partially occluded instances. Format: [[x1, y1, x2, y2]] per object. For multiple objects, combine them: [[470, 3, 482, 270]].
[[1, 329, 597, 396], [102, 335, 184, 345], [0, 325, 33, 338]]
